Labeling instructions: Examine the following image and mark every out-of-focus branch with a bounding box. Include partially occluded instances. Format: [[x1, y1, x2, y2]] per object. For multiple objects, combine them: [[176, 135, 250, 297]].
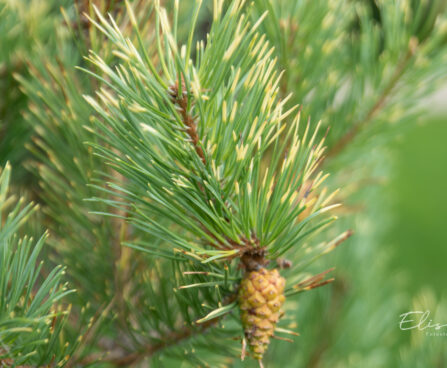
[[107, 316, 220, 366], [324, 37, 418, 162], [110, 165, 130, 330], [81, 294, 237, 366]]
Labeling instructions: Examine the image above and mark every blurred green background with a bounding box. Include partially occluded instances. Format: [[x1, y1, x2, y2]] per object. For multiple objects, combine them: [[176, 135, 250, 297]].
[[386, 116, 447, 296]]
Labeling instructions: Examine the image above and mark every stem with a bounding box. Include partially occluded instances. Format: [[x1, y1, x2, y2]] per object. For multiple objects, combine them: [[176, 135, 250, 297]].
[[106, 316, 220, 366], [168, 82, 253, 253], [81, 294, 237, 367], [169, 82, 206, 165]]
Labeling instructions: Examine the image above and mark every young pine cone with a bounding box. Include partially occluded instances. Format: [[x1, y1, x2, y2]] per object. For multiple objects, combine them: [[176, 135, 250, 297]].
[[238, 267, 286, 361]]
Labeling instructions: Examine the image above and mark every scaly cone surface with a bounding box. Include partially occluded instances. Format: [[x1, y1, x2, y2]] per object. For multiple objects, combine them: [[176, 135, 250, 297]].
[[238, 267, 286, 361]]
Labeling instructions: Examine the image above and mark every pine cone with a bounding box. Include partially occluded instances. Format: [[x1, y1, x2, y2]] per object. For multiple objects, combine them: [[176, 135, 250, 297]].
[[238, 267, 286, 360]]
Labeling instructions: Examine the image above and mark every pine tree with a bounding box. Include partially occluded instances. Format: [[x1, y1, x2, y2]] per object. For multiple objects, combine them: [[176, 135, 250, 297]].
[[1, 0, 447, 367]]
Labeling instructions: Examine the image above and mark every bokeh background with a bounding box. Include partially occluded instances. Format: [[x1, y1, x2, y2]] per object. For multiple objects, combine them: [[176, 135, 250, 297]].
[[387, 115, 447, 296]]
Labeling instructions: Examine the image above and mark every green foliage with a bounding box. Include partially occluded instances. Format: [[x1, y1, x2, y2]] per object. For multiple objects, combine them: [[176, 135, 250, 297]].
[[0, 0, 69, 183], [84, 0, 341, 276], [1, 0, 446, 366], [252, 0, 447, 150], [0, 164, 74, 366], [16, 2, 252, 366]]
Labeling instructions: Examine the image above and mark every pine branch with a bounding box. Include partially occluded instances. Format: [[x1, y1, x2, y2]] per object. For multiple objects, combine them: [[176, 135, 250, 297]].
[[80, 293, 237, 366], [0, 164, 74, 366], [79, 3, 349, 365], [168, 79, 261, 255], [107, 314, 221, 366], [325, 37, 418, 161], [84, 0, 339, 265]]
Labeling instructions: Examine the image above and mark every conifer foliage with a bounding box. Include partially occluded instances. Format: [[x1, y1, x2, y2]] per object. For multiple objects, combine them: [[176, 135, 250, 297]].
[[1, 0, 447, 366], [0, 164, 75, 366], [82, 0, 346, 363]]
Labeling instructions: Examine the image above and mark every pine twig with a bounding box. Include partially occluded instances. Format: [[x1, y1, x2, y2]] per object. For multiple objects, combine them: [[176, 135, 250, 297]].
[[168, 81, 253, 254], [107, 317, 218, 366], [325, 37, 418, 161], [89, 293, 237, 366], [168, 81, 206, 165]]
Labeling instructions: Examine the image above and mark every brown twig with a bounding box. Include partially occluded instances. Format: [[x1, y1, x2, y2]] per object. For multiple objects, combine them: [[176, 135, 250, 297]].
[[81, 293, 237, 366], [324, 37, 418, 163], [108, 317, 218, 366], [290, 268, 336, 295], [168, 81, 206, 165]]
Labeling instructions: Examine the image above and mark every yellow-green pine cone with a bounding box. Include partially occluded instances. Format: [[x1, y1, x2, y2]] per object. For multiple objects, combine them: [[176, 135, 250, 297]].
[[238, 267, 286, 360]]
